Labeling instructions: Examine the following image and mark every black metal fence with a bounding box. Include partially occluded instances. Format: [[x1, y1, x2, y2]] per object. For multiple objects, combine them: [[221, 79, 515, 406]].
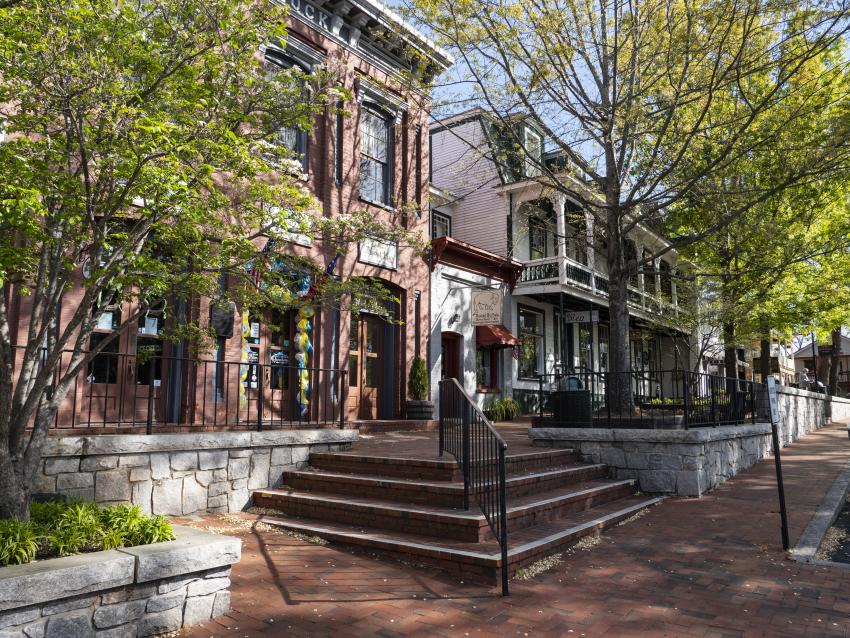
[[532, 369, 769, 429], [439, 378, 509, 595], [13, 347, 347, 432]]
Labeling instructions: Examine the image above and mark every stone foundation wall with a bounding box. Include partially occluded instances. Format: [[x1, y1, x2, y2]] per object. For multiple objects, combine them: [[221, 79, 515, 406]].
[[33, 429, 357, 516], [775, 386, 850, 444], [0, 526, 240, 637], [532, 424, 772, 497]]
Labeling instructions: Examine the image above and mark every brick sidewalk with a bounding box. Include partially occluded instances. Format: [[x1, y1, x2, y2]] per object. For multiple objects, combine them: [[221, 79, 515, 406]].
[[179, 423, 850, 638]]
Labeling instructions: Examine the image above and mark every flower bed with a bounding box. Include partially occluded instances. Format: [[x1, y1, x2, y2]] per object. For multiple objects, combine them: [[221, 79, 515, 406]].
[[1, 500, 174, 566], [0, 523, 240, 636]]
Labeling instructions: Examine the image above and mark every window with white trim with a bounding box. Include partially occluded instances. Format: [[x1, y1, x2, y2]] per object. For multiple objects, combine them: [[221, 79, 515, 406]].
[[360, 106, 392, 206], [524, 127, 542, 178], [518, 306, 544, 379], [432, 210, 451, 239], [264, 51, 309, 173]]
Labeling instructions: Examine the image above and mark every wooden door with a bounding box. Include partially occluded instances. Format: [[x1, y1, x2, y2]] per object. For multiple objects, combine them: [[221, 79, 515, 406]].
[[441, 333, 462, 381], [359, 316, 382, 419], [346, 314, 384, 420], [264, 309, 296, 422]]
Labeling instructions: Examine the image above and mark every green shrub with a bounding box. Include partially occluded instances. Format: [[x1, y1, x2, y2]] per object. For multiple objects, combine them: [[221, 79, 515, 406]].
[[0, 518, 38, 566], [501, 397, 520, 420], [408, 356, 429, 401], [1, 499, 175, 566], [483, 397, 506, 422]]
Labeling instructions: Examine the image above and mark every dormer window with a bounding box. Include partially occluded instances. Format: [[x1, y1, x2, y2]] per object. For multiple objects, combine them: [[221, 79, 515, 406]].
[[524, 126, 542, 178]]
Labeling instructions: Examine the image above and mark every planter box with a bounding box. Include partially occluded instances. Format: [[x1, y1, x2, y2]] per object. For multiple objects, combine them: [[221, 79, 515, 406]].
[[0, 524, 240, 636], [405, 400, 434, 420]]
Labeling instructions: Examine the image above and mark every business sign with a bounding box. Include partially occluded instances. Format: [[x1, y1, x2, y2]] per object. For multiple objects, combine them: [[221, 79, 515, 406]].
[[562, 310, 599, 323], [358, 237, 398, 270], [767, 376, 781, 425], [818, 345, 839, 356], [471, 290, 502, 326], [283, 0, 362, 48]]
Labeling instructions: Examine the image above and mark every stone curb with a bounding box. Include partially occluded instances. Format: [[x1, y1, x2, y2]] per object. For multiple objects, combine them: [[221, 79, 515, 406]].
[[42, 429, 357, 457], [0, 525, 240, 613], [790, 456, 850, 563]]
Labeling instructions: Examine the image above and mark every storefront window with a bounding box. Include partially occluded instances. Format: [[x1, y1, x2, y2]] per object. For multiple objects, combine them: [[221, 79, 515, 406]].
[[518, 307, 544, 379], [579, 324, 592, 371], [87, 333, 119, 384], [477, 349, 497, 388]]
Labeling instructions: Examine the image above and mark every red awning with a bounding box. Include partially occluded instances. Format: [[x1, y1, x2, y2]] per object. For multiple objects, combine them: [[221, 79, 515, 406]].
[[476, 324, 520, 349]]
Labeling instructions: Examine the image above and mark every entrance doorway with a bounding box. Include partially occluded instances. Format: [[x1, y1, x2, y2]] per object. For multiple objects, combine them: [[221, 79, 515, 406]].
[[347, 314, 387, 420], [242, 309, 299, 422], [441, 332, 462, 382]]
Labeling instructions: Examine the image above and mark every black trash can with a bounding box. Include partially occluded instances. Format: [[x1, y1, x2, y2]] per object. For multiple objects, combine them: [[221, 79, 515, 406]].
[[552, 376, 592, 427]]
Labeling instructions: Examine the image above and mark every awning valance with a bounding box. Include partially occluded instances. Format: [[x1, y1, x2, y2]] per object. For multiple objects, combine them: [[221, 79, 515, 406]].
[[476, 324, 519, 349]]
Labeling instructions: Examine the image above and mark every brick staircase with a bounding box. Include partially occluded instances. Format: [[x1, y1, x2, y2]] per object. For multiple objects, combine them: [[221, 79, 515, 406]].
[[252, 444, 662, 586]]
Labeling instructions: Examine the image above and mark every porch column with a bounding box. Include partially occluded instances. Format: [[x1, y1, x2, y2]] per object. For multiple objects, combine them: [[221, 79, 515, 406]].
[[554, 193, 567, 286]]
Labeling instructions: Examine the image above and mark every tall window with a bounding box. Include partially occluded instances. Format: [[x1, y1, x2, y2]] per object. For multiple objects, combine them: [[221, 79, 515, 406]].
[[642, 249, 656, 295], [529, 216, 548, 259], [659, 260, 673, 300], [265, 52, 308, 173], [625, 240, 638, 287], [136, 301, 165, 386], [334, 100, 343, 187], [518, 307, 544, 379], [360, 106, 392, 206], [432, 210, 451, 239], [524, 127, 542, 178]]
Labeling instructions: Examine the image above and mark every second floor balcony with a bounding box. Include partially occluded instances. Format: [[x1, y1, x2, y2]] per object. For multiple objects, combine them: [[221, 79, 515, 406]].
[[517, 255, 679, 319]]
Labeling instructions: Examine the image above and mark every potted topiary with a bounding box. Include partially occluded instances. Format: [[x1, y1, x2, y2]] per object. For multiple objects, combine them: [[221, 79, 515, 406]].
[[406, 356, 434, 420]]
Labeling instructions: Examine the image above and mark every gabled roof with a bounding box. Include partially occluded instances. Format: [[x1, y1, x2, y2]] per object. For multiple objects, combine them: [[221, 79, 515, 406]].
[[793, 334, 850, 357]]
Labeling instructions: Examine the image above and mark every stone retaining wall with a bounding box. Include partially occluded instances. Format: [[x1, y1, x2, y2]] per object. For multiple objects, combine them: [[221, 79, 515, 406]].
[[775, 386, 850, 444], [531, 387, 850, 497], [532, 424, 772, 497], [0, 525, 240, 637], [33, 429, 357, 516]]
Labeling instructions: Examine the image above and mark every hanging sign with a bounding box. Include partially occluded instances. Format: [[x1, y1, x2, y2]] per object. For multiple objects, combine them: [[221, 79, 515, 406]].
[[563, 310, 599, 323], [471, 290, 502, 326]]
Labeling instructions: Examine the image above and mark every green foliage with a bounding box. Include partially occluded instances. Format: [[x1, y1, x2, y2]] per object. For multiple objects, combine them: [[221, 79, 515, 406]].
[[0, 0, 425, 518], [1, 500, 175, 565], [408, 356, 429, 401], [482, 396, 520, 421], [0, 518, 38, 566], [501, 397, 520, 420]]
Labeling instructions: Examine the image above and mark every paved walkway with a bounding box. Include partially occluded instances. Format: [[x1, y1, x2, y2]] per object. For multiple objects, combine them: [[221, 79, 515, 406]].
[[179, 422, 850, 638]]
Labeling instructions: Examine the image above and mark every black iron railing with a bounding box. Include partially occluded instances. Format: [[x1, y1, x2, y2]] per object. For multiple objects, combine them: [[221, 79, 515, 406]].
[[11, 347, 347, 432], [439, 378, 509, 595], [532, 368, 768, 429]]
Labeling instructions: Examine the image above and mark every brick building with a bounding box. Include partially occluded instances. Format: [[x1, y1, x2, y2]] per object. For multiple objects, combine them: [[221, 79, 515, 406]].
[[8, 0, 450, 429]]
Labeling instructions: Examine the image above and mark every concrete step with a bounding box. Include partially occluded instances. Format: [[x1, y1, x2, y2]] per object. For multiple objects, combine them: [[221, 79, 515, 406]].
[[257, 495, 664, 585], [253, 479, 637, 542], [280, 463, 609, 508]]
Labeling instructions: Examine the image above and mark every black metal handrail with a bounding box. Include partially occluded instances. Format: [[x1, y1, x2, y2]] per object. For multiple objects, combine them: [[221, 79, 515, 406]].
[[532, 368, 768, 429], [11, 346, 347, 432], [438, 378, 509, 595]]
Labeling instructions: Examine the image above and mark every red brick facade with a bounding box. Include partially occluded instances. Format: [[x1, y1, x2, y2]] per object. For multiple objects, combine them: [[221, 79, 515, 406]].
[[8, 1, 448, 429]]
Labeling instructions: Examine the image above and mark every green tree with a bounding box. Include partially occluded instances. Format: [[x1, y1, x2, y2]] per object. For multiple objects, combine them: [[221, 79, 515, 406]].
[[0, 0, 418, 519], [409, 0, 850, 411]]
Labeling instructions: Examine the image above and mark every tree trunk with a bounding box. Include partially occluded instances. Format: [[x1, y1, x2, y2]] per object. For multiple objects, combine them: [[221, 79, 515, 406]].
[[723, 321, 737, 381], [0, 447, 29, 520], [829, 327, 841, 395], [605, 209, 634, 417], [759, 319, 771, 383]]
